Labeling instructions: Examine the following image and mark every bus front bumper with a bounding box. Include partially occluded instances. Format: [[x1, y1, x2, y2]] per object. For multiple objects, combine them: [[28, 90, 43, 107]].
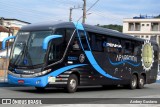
[[8, 74, 49, 87]]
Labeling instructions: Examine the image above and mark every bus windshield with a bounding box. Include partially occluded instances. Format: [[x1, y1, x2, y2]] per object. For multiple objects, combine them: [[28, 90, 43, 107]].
[[10, 31, 52, 66]]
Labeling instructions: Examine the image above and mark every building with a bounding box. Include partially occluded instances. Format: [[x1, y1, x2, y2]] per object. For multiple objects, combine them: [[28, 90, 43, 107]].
[[123, 15, 160, 45], [0, 17, 30, 42], [0, 18, 30, 78]]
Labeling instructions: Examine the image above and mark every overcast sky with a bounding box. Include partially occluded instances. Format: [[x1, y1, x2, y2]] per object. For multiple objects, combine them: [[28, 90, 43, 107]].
[[0, 0, 159, 25]]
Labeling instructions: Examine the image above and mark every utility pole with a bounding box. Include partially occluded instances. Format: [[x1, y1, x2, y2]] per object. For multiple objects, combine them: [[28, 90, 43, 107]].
[[69, 6, 82, 22], [69, 8, 73, 22], [82, 0, 86, 23]]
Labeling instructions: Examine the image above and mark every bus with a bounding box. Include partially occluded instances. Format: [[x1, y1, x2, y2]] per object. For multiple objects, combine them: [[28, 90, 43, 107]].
[[3, 22, 159, 93]]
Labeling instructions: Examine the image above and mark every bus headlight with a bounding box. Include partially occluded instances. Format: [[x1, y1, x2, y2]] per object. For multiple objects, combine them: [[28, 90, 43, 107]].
[[33, 69, 51, 77], [42, 69, 51, 75]]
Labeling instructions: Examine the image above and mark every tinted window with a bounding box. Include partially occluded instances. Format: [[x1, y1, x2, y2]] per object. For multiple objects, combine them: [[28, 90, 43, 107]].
[[106, 37, 122, 54], [48, 29, 65, 64], [121, 40, 135, 55], [90, 33, 103, 52], [78, 30, 90, 50]]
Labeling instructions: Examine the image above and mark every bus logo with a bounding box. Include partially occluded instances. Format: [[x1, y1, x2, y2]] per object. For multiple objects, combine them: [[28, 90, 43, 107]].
[[141, 40, 154, 71], [23, 59, 28, 65], [79, 54, 85, 63]]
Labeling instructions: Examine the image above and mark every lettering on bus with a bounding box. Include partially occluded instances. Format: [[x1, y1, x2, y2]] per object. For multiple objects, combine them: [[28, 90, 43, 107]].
[[103, 41, 122, 48], [116, 55, 138, 62]]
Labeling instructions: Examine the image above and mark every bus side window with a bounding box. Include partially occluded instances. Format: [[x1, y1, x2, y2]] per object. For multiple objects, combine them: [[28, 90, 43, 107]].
[[72, 37, 80, 50], [48, 29, 65, 64], [78, 30, 90, 50], [133, 42, 141, 56], [122, 40, 135, 55], [107, 37, 121, 54], [90, 33, 103, 52], [66, 29, 74, 43]]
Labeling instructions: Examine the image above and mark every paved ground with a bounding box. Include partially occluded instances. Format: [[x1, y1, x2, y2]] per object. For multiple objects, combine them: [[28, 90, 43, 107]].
[[0, 82, 159, 106], [0, 83, 159, 98]]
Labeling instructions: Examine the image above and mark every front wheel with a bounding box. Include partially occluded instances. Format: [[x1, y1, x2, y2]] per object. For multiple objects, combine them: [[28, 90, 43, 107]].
[[65, 74, 78, 93], [137, 75, 145, 89]]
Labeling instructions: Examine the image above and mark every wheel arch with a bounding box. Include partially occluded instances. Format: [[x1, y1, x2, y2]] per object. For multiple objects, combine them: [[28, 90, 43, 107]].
[[70, 71, 80, 85], [132, 72, 138, 80], [140, 73, 146, 84]]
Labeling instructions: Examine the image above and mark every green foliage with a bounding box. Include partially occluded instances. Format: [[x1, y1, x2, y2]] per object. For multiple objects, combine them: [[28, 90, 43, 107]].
[[97, 24, 123, 32], [154, 14, 160, 18]]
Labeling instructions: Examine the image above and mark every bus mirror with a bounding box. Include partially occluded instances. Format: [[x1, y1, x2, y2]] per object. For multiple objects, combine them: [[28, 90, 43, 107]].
[[2, 36, 16, 50], [42, 35, 62, 50]]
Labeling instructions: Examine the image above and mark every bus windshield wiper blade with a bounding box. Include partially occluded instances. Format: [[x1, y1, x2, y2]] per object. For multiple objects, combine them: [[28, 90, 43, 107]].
[[13, 43, 27, 65]]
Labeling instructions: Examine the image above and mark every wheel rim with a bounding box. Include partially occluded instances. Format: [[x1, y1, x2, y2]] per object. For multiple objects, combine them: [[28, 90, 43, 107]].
[[69, 79, 77, 90], [132, 77, 137, 87], [139, 78, 144, 86]]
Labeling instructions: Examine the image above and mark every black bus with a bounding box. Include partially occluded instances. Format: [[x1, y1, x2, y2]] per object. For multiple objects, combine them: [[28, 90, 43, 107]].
[[3, 22, 159, 93]]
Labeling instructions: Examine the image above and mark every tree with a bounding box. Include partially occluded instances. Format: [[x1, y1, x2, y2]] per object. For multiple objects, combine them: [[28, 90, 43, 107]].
[[154, 15, 160, 18], [98, 24, 123, 32]]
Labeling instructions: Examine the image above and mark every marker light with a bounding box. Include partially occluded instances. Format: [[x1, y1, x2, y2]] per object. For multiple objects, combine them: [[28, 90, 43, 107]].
[[18, 80, 24, 84]]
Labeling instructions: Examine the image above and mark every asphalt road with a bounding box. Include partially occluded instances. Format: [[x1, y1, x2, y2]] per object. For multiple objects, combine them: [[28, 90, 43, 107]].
[[0, 83, 159, 98], [0, 83, 160, 107]]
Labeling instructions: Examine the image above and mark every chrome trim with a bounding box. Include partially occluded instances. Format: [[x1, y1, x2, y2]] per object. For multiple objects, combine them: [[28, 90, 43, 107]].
[[8, 71, 21, 77], [8, 70, 36, 78], [58, 75, 69, 77], [56, 78, 68, 81], [21, 74, 35, 78], [47, 29, 77, 67]]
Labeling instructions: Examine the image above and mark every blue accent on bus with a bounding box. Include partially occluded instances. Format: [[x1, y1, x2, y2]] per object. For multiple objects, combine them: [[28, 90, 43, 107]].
[[49, 64, 87, 77], [8, 64, 87, 87], [108, 57, 141, 67], [83, 30, 91, 51], [8, 74, 48, 87], [76, 29, 84, 51], [2, 36, 16, 50], [42, 35, 62, 50], [84, 51, 120, 80], [73, 22, 84, 30], [73, 22, 120, 80]]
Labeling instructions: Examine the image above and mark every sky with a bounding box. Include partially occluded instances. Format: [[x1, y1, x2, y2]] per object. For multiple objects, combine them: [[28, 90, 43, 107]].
[[0, 0, 159, 25]]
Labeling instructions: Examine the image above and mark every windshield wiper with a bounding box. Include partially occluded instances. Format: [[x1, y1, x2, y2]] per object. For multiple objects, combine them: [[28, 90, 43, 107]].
[[14, 43, 33, 66], [13, 43, 27, 65]]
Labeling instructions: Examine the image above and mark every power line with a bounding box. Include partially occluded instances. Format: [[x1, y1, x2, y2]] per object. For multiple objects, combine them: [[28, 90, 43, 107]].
[[78, 0, 100, 23], [69, 6, 82, 22]]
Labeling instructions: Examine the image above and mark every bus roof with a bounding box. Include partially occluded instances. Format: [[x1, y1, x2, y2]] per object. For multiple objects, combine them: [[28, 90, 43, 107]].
[[20, 21, 156, 44]]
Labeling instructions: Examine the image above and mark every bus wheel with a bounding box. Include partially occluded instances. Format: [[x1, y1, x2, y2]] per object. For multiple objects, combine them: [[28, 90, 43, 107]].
[[35, 87, 45, 91], [129, 74, 137, 89], [66, 74, 78, 93], [137, 75, 145, 89]]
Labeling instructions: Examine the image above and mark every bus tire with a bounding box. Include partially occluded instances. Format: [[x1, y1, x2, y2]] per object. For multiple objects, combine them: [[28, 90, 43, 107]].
[[35, 87, 45, 91], [129, 74, 137, 89], [65, 74, 78, 93], [137, 75, 145, 89]]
